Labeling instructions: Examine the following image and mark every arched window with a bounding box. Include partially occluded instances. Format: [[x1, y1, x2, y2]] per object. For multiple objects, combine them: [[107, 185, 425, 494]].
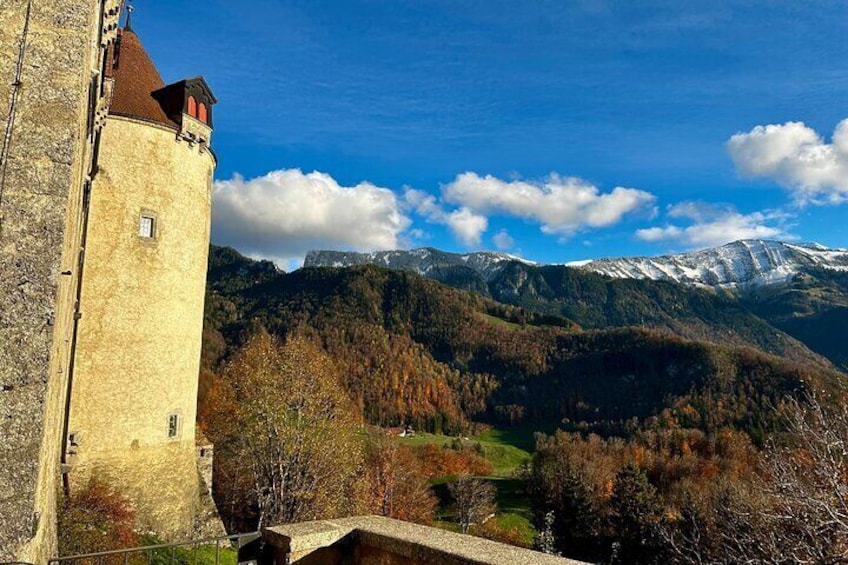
[[187, 96, 197, 117], [198, 102, 208, 124]]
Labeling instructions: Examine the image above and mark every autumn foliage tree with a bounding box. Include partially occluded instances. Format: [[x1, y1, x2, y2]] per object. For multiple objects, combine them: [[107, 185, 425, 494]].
[[214, 331, 366, 529], [664, 395, 848, 564], [415, 442, 493, 480], [527, 428, 760, 563], [364, 436, 438, 524], [58, 478, 138, 557]]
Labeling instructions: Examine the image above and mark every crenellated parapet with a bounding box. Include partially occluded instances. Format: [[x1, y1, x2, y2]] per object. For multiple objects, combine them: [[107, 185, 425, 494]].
[[102, 1, 123, 47]]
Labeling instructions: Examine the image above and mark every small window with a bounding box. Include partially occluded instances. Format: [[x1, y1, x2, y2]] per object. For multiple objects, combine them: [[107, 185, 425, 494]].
[[139, 215, 155, 238], [198, 102, 208, 124], [187, 96, 197, 118], [168, 413, 180, 439]]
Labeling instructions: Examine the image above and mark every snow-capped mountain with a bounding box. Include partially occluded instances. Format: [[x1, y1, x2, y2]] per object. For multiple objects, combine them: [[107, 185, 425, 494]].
[[304, 247, 536, 281], [304, 240, 848, 290], [579, 240, 848, 289]]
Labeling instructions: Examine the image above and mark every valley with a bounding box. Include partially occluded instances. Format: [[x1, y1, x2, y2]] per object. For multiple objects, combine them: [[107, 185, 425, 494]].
[[200, 242, 848, 562]]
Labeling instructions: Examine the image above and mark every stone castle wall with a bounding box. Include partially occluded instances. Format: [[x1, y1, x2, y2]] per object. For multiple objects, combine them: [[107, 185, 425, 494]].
[[0, 1, 119, 561], [67, 115, 214, 539]]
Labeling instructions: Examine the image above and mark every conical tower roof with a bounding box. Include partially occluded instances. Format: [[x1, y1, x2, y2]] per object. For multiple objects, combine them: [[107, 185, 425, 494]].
[[107, 28, 177, 128]]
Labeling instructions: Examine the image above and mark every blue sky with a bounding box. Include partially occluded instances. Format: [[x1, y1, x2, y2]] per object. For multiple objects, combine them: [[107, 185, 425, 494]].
[[134, 0, 848, 267]]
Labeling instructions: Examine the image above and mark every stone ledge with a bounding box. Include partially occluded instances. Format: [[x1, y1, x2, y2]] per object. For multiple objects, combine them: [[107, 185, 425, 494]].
[[264, 519, 355, 556], [263, 515, 591, 565]]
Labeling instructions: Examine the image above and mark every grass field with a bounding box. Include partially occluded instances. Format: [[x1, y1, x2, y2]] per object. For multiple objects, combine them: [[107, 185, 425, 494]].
[[396, 425, 540, 478], [491, 477, 531, 516], [477, 312, 523, 331], [397, 424, 549, 546]]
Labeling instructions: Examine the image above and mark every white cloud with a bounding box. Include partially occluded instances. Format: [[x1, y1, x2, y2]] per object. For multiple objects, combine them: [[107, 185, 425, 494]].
[[213, 169, 656, 260], [408, 228, 428, 241], [446, 208, 488, 247], [404, 188, 488, 246], [212, 169, 410, 265], [442, 172, 656, 236], [635, 202, 793, 248], [727, 119, 848, 205], [404, 188, 441, 219], [492, 229, 515, 250]]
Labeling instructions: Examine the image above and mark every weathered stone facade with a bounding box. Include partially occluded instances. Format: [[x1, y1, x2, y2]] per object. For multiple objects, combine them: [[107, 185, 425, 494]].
[[196, 434, 227, 539], [0, 1, 224, 557], [0, 1, 121, 561], [67, 114, 215, 539]]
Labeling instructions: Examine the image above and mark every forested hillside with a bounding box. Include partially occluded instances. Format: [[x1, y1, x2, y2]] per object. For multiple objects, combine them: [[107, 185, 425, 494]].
[[487, 263, 827, 365], [309, 246, 848, 370], [202, 246, 843, 439], [743, 268, 848, 371]]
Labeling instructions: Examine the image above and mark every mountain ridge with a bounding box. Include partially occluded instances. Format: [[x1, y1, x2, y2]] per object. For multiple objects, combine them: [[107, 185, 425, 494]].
[[304, 240, 848, 290], [302, 241, 847, 370], [582, 239, 848, 289], [305, 247, 536, 282]]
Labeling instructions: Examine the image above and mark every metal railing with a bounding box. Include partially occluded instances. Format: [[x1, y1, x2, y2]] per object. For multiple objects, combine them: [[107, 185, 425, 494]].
[[48, 532, 262, 565]]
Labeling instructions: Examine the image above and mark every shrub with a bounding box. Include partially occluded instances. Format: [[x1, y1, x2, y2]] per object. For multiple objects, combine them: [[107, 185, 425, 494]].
[[58, 478, 138, 557]]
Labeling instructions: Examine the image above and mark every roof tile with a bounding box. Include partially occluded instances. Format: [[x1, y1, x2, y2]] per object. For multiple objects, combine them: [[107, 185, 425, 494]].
[[107, 29, 177, 128]]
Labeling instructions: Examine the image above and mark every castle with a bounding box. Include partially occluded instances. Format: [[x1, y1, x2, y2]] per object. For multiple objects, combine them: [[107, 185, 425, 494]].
[[0, 1, 220, 560]]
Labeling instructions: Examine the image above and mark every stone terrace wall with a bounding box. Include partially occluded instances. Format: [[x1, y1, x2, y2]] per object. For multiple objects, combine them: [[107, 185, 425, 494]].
[[263, 516, 592, 565], [0, 1, 114, 561]]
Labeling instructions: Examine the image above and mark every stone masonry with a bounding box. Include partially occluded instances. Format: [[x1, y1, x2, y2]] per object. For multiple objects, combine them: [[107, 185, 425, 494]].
[[0, 1, 119, 561]]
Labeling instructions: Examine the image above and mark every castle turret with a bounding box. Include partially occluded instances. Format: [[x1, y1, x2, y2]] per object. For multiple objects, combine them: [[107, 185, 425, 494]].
[[66, 21, 219, 538]]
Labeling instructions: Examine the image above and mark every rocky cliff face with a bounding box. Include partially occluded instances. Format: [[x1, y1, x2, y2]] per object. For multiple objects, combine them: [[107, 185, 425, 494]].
[[580, 240, 848, 289], [305, 247, 536, 282], [306, 240, 848, 291]]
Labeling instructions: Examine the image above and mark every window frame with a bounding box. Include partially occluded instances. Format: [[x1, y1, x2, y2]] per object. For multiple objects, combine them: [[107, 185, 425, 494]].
[[138, 209, 158, 242], [167, 412, 181, 440]]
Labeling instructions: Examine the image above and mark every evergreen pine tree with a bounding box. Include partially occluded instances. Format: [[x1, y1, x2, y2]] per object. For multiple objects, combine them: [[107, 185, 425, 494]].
[[609, 462, 663, 564]]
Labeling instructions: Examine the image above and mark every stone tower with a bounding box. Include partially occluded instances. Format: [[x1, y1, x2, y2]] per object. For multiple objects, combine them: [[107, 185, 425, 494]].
[[65, 20, 218, 538]]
